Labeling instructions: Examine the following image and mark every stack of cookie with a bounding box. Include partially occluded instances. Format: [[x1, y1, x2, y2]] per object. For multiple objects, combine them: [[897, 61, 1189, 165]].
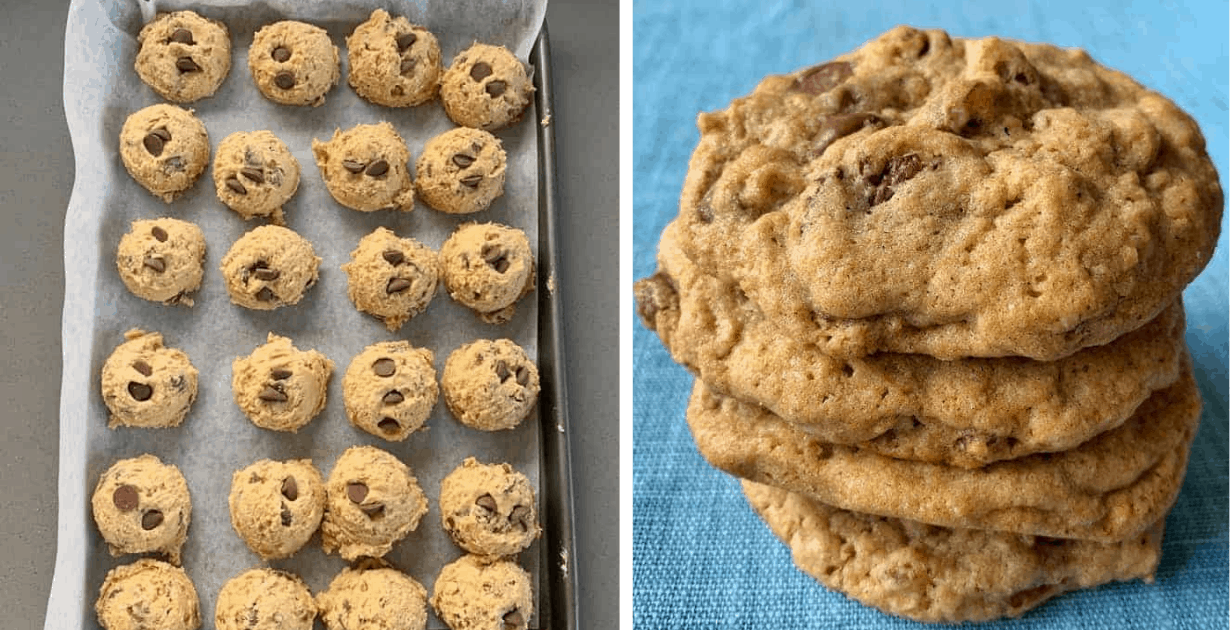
[[635, 26, 1222, 623]]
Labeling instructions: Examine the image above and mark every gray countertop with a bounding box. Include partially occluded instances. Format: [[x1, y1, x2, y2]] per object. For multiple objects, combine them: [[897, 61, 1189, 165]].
[[0, 0, 618, 628]]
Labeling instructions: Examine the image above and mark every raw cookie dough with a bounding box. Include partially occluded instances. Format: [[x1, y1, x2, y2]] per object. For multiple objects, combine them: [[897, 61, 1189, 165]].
[[312, 122, 416, 212], [116, 218, 206, 306], [321, 445, 428, 560], [341, 227, 440, 330], [215, 568, 316, 630], [135, 10, 232, 103], [119, 103, 210, 202], [317, 560, 428, 630], [415, 127, 507, 214], [232, 333, 333, 432], [440, 43, 534, 131], [342, 341, 438, 441], [220, 225, 321, 310], [441, 339, 539, 431], [440, 458, 540, 557], [96, 559, 200, 630], [213, 130, 301, 223], [101, 329, 198, 429], [91, 454, 192, 564], [431, 555, 533, 630], [345, 9, 442, 107], [440, 222, 535, 324], [248, 20, 340, 107], [228, 459, 326, 559]]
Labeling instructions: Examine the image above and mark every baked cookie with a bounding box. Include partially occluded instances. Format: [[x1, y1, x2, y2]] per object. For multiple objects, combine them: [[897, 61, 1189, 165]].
[[440, 43, 533, 131], [220, 225, 321, 310], [415, 127, 507, 214], [231, 333, 333, 433], [228, 459, 325, 559], [135, 10, 231, 103], [317, 559, 428, 630], [312, 122, 416, 212], [215, 568, 316, 630], [636, 223, 1188, 468], [667, 26, 1222, 361], [91, 454, 192, 564], [100, 329, 198, 429], [442, 339, 539, 431], [341, 341, 438, 441], [742, 480, 1164, 623], [440, 458, 540, 557], [95, 559, 200, 630], [431, 554, 532, 630], [341, 227, 440, 331], [248, 20, 339, 106], [321, 445, 428, 560], [119, 103, 210, 202], [689, 354, 1200, 542], [440, 223, 534, 324], [345, 9, 442, 107], [116, 218, 206, 307], [213, 130, 301, 223]]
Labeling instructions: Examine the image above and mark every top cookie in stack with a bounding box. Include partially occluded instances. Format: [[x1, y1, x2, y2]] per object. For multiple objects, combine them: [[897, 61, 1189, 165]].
[[634, 25, 1222, 623]]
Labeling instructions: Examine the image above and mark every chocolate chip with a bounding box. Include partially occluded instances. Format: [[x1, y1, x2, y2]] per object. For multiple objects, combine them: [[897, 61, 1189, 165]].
[[503, 608, 524, 630], [470, 62, 492, 81], [281, 476, 298, 501], [495, 360, 510, 381], [382, 390, 404, 404], [866, 153, 924, 207], [452, 154, 475, 168], [486, 80, 507, 98], [150, 127, 172, 142], [360, 503, 385, 517], [175, 57, 200, 73], [515, 365, 530, 387], [365, 160, 389, 177], [795, 61, 853, 95], [396, 32, 417, 51], [127, 382, 153, 401], [253, 268, 281, 281], [377, 417, 400, 433], [386, 277, 412, 294], [372, 358, 396, 377], [632, 271, 679, 329], [274, 71, 295, 89], [151, 226, 168, 242], [142, 256, 166, 273], [342, 159, 366, 174], [399, 58, 416, 75], [271, 368, 292, 380], [240, 167, 264, 184], [475, 493, 497, 513], [225, 177, 247, 195], [272, 46, 290, 62], [169, 28, 194, 45], [112, 485, 139, 511], [382, 250, 404, 265], [258, 385, 288, 402], [132, 360, 153, 377], [143, 132, 166, 157], [280, 505, 292, 526], [141, 510, 163, 530], [346, 482, 368, 504], [483, 245, 510, 272], [812, 113, 883, 158], [255, 287, 276, 302], [460, 174, 483, 188], [509, 505, 531, 529]]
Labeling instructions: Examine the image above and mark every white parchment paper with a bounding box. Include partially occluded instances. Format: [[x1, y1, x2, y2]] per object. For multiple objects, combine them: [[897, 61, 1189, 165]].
[[49, 0, 547, 628]]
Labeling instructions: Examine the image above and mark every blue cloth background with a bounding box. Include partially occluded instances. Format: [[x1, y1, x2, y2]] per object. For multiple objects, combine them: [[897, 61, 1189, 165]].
[[632, 1, 1228, 627]]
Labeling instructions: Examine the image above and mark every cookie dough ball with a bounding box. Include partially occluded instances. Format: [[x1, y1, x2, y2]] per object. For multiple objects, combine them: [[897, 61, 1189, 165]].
[[213, 130, 301, 222], [440, 223, 535, 324], [135, 10, 231, 103], [441, 339, 539, 431], [96, 559, 200, 630], [431, 555, 532, 630], [342, 341, 438, 441], [232, 333, 333, 432], [116, 218, 206, 306], [101, 329, 198, 429], [228, 459, 325, 559], [346, 9, 442, 107], [440, 43, 534, 131], [91, 454, 192, 564], [215, 568, 316, 630], [317, 560, 428, 630], [220, 225, 321, 310], [416, 127, 506, 214], [119, 103, 210, 202], [321, 445, 428, 560], [440, 458, 540, 557], [312, 122, 416, 212], [341, 227, 440, 330], [248, 20, 339, 107]]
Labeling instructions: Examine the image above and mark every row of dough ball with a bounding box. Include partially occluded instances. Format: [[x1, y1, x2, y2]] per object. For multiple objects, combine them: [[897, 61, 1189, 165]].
[[136, 9, 534, 130], [121, 105, 507, 217], [119, 219, 534, 327], [103, 330, 540, 437]]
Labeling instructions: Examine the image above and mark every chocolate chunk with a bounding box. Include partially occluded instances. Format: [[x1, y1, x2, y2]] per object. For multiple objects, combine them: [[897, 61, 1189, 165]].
[[258, 385, 288, 402], [141, 510, 163, 530], [482, 245, 510, 273], [795, 61, 853, 95], [274, 71, 296, 89], [142, 256, 166, 273], [812, 113, 884, 158], [360, 503, 385, 517], [632, 271, 679, 329], [399, 58, 417, 75], [225, 177, 247, 195], [169, 28, 194, 45], [470, 62, 493, 81], [377, 417, 400, 433], [346, 482, 368, 504], [452, 154, 475, 168], [127, 381, 153, 401], [142, 132, 166, 157], [475, 493, 497, 513], [485, 80, 506, 98], [255, 287, 276, 302], [382, 390, 404, 404], [460, 174, 483, 188], [509, 505, 531, 529], [382, 250, 404, 265], [150, 127, 172, 142], [271, 368, 292, 380], [396, 32, 417, 51], [503, 608, 524, 630], [342, 159, 366, 174], [386, 277, 412, 294], [372, 358, 396, 377], [495, 360, 510, 381], [151, 226, 169, 242], [132, 360, 153, 377], [253, 268, 281, 281], [272, 46, 290, 63], [281, 476, 298, 501], [280, 505, 292, 526], [112, 485, 139, 511], [240, 167, 264, 184], [365, 160, 390, 177], [515, 365, 530, 387], [867, 153, 924, 207], [175, 56, 201, 73]]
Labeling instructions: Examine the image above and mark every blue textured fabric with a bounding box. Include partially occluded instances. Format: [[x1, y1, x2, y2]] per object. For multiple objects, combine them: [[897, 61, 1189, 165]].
[[631, 1, 1229, 628]]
